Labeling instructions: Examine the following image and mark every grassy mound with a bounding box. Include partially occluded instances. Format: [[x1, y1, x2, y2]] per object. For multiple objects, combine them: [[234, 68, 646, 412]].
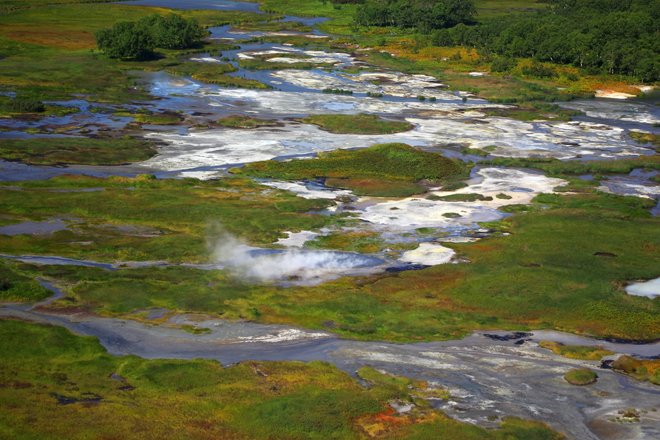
[[612, 356, 660, 385], [564, 368, 598, 386], [302, 114, 414, 135], [0, 137, 157, 165], [539, 341, 614, 360], [240, 143, 469, 197]]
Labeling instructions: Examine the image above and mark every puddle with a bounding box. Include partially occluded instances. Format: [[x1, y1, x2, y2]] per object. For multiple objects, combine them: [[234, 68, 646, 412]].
[[625, 278, 660, 298], [0, 219, 68, 236]]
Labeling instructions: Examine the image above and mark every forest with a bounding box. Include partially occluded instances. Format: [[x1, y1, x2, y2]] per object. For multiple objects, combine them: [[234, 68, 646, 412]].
[[352, 0, 659, 81]]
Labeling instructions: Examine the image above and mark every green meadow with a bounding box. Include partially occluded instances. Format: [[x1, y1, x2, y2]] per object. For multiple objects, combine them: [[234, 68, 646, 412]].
[[3, 179, 657, 342], [0, 319, 563, 439], [0, 175, 334, 263], [0, 137, 157, 165]]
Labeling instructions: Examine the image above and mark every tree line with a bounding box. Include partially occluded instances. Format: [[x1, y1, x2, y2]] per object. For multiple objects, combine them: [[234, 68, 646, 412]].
[[354, 0, 476, 31], [348, 0, 659, 82], [96, 14, 207, 61]]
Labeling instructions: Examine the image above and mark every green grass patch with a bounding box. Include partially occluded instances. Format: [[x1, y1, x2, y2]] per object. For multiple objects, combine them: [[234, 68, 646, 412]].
[[538, 341, 614, 361], [484, 155, 660, 176], [0, 2, 268, 101], [0, 175, 334, 263], [0, 137, 157, 165], [302, 113, 414, 135], [484, 103, 582, 122], [217, 115, 280, 129], [564, 368, 598, 386], [114, 110, 183, 125], [6, 181, 659, 343], [432, 193, 493, 202], [629, 131, 660, 148], [0, 260, 50, 302], [611, 356, 660, 385], [240, 143, 469, 197], [305, 231, 385, 254]]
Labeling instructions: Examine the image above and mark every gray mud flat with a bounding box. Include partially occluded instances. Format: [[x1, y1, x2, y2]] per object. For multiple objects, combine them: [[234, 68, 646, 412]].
[[1, 301, 658, 440]]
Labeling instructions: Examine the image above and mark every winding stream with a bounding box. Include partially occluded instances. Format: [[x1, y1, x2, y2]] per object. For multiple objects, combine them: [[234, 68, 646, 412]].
[[2, 285, 659, 440]]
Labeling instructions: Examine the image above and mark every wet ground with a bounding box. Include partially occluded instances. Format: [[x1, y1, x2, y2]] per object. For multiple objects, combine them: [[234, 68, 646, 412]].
[[1, 291, 659, 440], [1, 1, 659, 438]]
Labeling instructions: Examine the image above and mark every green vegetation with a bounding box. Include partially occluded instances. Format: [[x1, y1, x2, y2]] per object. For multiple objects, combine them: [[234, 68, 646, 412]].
[[0, 2, 268, 101], [1, 96, 44, 113], [0, 96, 78, 118], [306, 231, 387, 254], [96, 14, 207, 60], [165, 61, 270, 89], [238, 55, 335, 71], [355, 0, 477, 31], [0, 319, 562, 439], [484, 104, 582, 122], [0, 175, 333, 264], [430, 1, 658, 81], [12, 188, 659, 342], [139, 13, 207, 50], [432, 193, 493, 202], [302, 114, 414, 135], [0, 260, 50, 302], [484, 155, 660, 177], [630, 131, 660, 148], [538, 341, 614, 361], [217, 115, 280, 129], [95, 21, 156, 61], [564, 368, 598, 386], [0, 137, 157, 165], [115, 110, 183, 125], [240, 143, 469, 197], [611, 356, 660, 386]]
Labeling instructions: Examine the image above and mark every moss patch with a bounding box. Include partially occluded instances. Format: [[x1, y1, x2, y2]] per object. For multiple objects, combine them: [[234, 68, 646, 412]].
[[0, 137, 157, 165], [240, 143, 469, 197], [539, 341, 614, 360], [564, 368, 598, 386], [217, 115, 280, 129], [302, 114, 414, 135]]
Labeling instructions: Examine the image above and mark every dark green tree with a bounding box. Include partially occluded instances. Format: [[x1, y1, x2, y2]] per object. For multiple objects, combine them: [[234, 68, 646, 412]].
[[95, 21, 155, 61], [138, 14, 207, 50]]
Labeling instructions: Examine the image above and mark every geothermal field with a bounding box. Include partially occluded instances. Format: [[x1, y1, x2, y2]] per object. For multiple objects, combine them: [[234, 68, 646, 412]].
[[0, 1, 658, 439]]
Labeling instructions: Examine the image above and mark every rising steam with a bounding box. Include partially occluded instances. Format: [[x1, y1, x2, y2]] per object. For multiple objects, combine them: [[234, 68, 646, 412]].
[[208, 228, 383, 284]]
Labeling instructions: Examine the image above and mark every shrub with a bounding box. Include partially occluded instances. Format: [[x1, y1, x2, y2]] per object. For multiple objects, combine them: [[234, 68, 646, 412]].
[[96, 14, 206, 60], [96, 21, 155, 60], [491, 57, 516, 73], [138, 14, 207, 50], [521, 62, 557, 78], [6, 97, 45, 113]]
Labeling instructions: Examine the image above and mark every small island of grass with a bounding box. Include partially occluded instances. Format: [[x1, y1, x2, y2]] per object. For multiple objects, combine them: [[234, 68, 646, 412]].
[[564, 368, 598, 386], [239, 143, 469, 197], [217, 115, 280, 129], [0, 137, 158, 166], [612, 355, 660, 385], [302, 114, 414, 135], [539, 341, 614, 360]]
